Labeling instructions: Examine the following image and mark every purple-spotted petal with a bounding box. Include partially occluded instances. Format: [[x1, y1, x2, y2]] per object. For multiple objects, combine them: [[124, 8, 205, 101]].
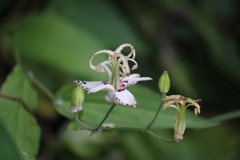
[[120, 74, 152, 88], [107, 89, 137, 108], [104, 93, 113, 103], [74, 80, 115, 93], [89, 83, 115, 93]]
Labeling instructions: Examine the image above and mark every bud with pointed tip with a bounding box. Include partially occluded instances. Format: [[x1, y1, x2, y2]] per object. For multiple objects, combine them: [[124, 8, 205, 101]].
[[158, 71, 170, 93], [71, 84, 85, 113]]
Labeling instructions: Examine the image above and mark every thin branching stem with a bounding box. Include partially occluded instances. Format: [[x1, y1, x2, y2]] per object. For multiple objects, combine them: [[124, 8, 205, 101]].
[[74, 113, 96, 131], [73, 102, 177, 143], [27, 72, 55, 101], [96, 103, 116, 132], [146, 130, 178, 143], [146, 93, 166, 130], [0, 93, 34, 115], [99, 126, 177, 143]]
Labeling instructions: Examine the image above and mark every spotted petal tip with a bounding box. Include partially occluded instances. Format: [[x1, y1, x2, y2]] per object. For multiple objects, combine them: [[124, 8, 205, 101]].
[[73, 80, 79, 84], [108, 89, 137, 108]]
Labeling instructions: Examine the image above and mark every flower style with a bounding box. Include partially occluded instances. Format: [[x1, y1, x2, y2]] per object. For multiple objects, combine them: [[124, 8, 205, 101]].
[[74, 44, 152, 108], [162, 95, 201, 141]]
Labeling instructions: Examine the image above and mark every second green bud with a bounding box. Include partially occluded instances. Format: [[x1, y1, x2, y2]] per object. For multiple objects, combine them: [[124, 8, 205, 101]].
[[71, 84, 85, 113], [158, 71, 170, 93]]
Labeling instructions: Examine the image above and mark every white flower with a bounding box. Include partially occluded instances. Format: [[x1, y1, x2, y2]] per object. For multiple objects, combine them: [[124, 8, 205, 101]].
[[74, 44, 152, 108], [74, 74, 151, 108]]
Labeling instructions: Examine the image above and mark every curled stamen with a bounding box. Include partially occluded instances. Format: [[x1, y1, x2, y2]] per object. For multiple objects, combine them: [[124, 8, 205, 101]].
[[115, 44, 136, 59], [89, 44, 138, 78], [89, 50, 114, 72], [100, 63, 112, 78], [119, 64, 129, 77], [117, 55, 131, 76], [95, 60, 111, 72], [127, 58, 138, 70]]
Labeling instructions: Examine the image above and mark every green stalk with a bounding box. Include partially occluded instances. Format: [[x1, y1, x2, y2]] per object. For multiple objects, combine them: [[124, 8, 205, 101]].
[[146, 93, 166, 130], [27, 72, 55, 101], [96, 103, 116, 132], [146, 130, 178, 143], [75, 113, 95, 130]]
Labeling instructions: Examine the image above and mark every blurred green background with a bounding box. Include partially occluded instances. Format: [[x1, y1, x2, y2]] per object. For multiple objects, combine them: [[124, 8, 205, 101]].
[[0, 0, 240, 159]]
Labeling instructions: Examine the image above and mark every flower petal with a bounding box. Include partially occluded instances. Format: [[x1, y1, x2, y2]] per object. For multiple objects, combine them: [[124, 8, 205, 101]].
[[120, 74, 152, 88], [74, 80, 115, 93], [100, 63, 112, 78], [106, 89, 137, 108]]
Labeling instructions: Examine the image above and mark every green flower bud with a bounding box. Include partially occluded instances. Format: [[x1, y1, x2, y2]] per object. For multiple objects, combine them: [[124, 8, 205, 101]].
[[158, 71, 170, 93], [71, 85, 85, 113]]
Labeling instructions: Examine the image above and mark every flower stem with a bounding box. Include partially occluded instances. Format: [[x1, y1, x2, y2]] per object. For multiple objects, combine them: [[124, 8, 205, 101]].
[[27, 72, 55, 101], [146, 93, 166, 130], [75, 113, 95, 130], [146, 130, 178, 143], [0, 93, 35, 115], [100, 127, 177, 143], [96, 103, 116, 132]]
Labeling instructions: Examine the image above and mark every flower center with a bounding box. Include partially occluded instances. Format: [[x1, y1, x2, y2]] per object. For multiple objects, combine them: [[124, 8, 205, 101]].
[[89, 44, 138, 90], [110, 54, 121, 90]]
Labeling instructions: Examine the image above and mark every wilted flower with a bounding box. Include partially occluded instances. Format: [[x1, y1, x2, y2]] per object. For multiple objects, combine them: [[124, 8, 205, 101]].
[[163, 95, 201, 141]]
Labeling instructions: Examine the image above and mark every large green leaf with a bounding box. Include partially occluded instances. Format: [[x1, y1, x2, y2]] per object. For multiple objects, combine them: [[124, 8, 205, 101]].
[[1, 12, 106, 80], [47, 0, 147, 55], [0, 65, 40, 160], [54, 83, 217, 129], [0, 121, 22, 160]]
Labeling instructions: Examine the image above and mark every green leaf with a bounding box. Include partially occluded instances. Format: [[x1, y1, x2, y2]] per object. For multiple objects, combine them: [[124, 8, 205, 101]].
[[54, 83, 76, 119], [47, 0, 147, 55], [0, 65, 41, 160], [59, 130, 110, 158], [208, 110, 240, 123], [0, 121, 22, 160], [1, 12, 106, 79], [54, 83, 217, 129]]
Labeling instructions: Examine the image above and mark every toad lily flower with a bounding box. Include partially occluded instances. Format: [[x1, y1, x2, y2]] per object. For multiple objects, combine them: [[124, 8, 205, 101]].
[[74, 44, 152, 108], [162, 95, 201, 141]]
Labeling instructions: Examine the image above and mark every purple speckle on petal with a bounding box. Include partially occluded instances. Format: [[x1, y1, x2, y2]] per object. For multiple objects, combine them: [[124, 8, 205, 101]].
[[117, 89, 125, 92], [102, 81, 108, 85]]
